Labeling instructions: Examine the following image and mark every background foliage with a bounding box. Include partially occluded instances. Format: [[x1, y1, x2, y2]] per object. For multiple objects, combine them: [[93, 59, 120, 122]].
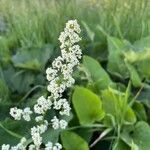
[[0, 0, 150, 149]]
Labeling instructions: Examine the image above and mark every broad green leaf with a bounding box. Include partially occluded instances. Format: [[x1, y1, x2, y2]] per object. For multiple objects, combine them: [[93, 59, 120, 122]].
[[83, 55, 113, 90], [113, 139, 130, 150], [124, 107, 136, 124], [3, 66, 45, 94], [137, 83, 150, 100], [121, 122, 150, 150], [0, 79, 9, 102], [133, 36, 150, 50], [132, 101, 147, 121], [72, 86, 105, 125], [74, 128, 93, 143], [124, 49, 150, 63], [0, 103, 12, 121], [138, 59, 150, 81], [82, 22, 95, 42], [107, 37, 130, 78], [125, 61, 142, 87], [11, 44, 53, 71], [61, 131, 89, 150], [0, 118, 34, 145], [124, 49, 150, 80], [42, 128, 60, 143]]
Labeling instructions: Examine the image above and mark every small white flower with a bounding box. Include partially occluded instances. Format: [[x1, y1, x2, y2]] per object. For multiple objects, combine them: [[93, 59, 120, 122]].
[[65, 76, 75, 87], [46, 68, 57, 81], [38, 122, 48, 134], [65, 19, 81, 33], [22, 107, 33, 121], [51, 116, 59, 129], [45, 142, 53, 150], [11, 146, 18, 150], [55, 143, 62, 149], [2, 144, 10, 150], [31, 129, 42, 148], [10, 107, 22, 120], [59, 119, 68, 129], [28, 144, 36, 150], [20, 137, 27, 144], [34, 96, 52, 114], [53, 99, 71, 116], [45, 142, 62, 150], [35, 115, 43, 122], [52, 56, 64, 69]]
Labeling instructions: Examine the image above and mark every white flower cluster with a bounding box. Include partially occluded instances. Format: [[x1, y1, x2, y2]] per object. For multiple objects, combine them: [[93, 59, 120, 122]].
[[45, 142, 62, 150], [10, 107, 32, 121], [2, 138, 27, 150], [2, 20, 82, 150], [31, 120, 48, 148], [51, 116, 68, 129], [34, 96, 52, 114]]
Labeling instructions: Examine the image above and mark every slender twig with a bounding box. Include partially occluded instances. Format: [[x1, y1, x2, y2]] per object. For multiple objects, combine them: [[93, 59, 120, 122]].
[[129, 83, 145, 106], [67, 124, 105, 131], [19, 85, 45, 103], [90, 128, 112, 148]]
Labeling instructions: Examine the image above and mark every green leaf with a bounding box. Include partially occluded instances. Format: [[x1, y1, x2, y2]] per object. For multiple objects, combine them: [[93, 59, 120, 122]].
[[132, 101, 147, 121], [124, 107, 137, 124], [121, 122, 150, 150], [125, 61, 142, 87], [11, 44, 53, 71], [0, 118, 34, 145], [42, 128, 60, 144], [102, 88, 136, 126], [82, 22, 95, 42], [61, 131, 89, 150], [133, 36, 150, 50], [0, 79, 9, 102], [107, 37, 130, 78], [72, 86, 105, 125], [82, 55, 113, 90], [124, 49, 150, 63], [113, 139, 130, 150], [138, 59, 150, 81], [124, 49, 150, 81]]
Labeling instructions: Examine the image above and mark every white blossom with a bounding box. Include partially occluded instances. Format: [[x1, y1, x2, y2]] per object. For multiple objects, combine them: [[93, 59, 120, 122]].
[[53, 99, 71, 116], [59, 120, 68, 129], [34, 96, 52, 114], [46, 68, 57, 81], [28, 144, 35, 150], [52, 56, 64, 69], [35, 115, 44, 122], [65, 19, 81, 33], [2, 144, 10, 150], [31, 126, 42, 148], [10, 107, 22, 120], [4, 20, 82, 150], [51, 116, 68, 129], [51, 116, 60, 129], [22, 107, 33, 121], [45, 142, 62, 150]]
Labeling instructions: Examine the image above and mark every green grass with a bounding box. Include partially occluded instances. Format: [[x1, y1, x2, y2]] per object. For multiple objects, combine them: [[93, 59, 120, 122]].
[[0, 0, 149, 48]]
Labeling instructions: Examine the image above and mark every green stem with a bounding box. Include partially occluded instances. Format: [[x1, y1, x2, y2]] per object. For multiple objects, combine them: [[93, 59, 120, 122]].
[[0, 123, 22, 139]]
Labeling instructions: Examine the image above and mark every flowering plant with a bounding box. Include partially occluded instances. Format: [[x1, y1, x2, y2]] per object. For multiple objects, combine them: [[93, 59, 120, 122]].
[[2, 20, 82, 150], [1, 19, 150, 150]]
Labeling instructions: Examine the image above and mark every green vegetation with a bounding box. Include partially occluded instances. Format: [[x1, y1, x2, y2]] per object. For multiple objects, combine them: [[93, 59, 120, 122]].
[[0, 0, 150, 149]]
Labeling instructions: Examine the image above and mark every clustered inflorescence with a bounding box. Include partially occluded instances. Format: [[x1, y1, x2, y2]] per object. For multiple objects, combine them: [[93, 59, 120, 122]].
[[2, 20, 82, 150]]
